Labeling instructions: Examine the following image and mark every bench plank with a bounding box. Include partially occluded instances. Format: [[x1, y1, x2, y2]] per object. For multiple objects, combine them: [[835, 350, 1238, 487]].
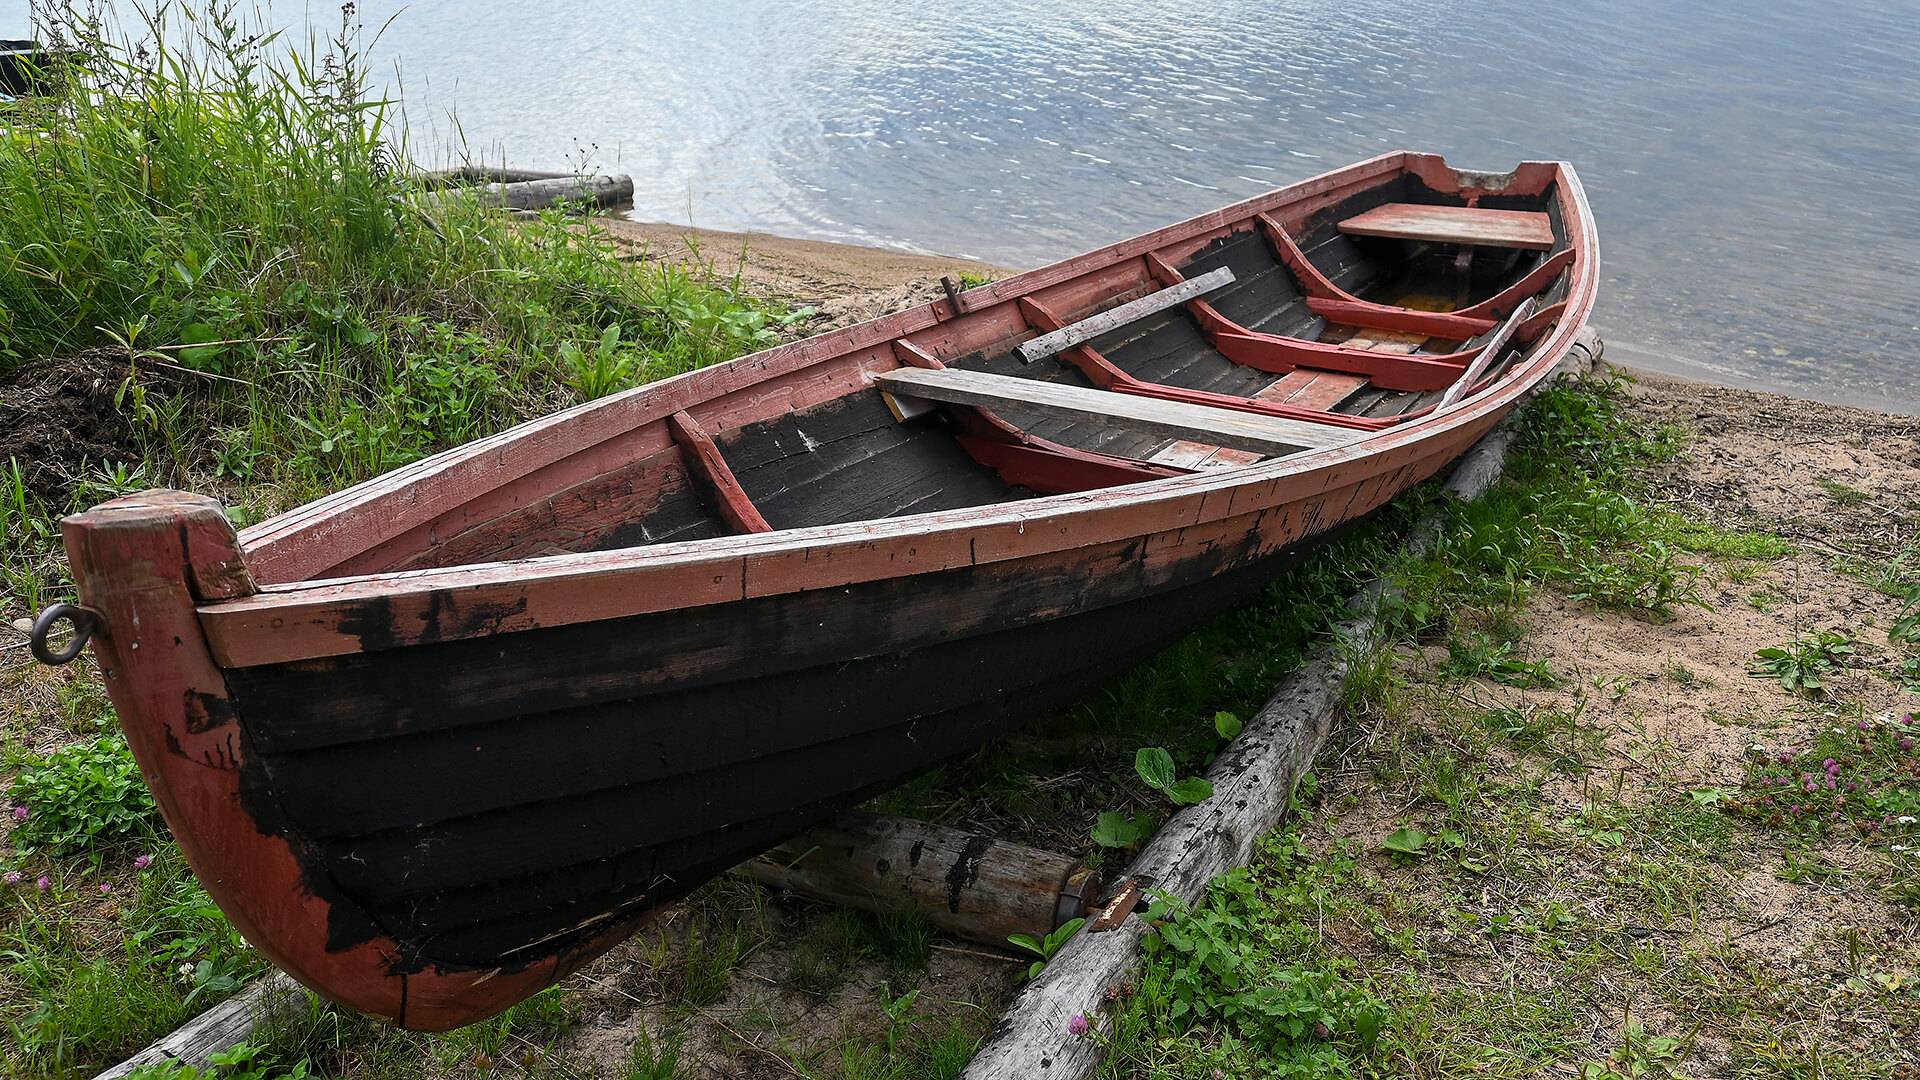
[[1339, 203, 1554, 251], [875, 367, 1367, 458], [1015, 267, 1235, 364]]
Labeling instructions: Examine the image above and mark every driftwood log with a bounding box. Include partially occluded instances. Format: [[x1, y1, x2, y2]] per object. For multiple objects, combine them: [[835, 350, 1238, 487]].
[[93, 972, 305, 1080], [742, 811, 1101, 946], [959, 330, 1601, 1080], [420, 166, 573, 189], [442, 173, 634, 214]]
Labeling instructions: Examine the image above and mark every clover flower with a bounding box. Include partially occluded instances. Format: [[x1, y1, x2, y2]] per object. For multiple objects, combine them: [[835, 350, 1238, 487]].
[[133, 854, 153, 871], [10, 805, 26, 823], [1068, 1013, 1091, 1037], [2, 871, 19, 886]]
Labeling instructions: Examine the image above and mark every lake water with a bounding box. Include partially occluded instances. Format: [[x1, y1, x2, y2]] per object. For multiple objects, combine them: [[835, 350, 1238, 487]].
[[10, 0, 1919, 411]]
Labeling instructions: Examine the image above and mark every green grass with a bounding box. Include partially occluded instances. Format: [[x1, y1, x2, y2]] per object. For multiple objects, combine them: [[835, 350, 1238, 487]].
[[0, 3, 803, 1074], [0, 2, 799, 625]]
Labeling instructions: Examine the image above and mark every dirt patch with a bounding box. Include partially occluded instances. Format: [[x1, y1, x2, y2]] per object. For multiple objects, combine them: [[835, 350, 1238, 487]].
[[600, 219, 1014, 332], [0, 348, 147, 507]]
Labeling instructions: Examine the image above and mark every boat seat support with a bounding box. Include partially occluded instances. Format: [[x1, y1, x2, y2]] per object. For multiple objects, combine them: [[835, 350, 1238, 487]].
[[666, 411, 773, 534]]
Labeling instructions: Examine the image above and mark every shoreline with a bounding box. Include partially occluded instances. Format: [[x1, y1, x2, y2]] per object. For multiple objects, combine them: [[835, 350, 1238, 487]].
[[610, 216, 1920, 418]]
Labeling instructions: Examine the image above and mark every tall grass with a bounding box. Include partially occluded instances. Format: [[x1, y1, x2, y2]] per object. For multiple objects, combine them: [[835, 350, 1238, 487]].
[[0, 0, 793, 618], [1, 4, 794, 1072]]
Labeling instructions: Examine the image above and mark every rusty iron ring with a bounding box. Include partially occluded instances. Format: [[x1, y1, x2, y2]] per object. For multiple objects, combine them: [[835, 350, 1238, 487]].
[[29, 603, 100, 666]]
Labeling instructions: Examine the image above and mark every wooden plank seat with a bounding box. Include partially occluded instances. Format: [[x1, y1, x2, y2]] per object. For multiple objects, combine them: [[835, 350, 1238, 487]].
[[1254, 211, 1570, 322], [1337, 203, 1554, 250], [875, 367, 1368, 459], [1016, 267, 1235, 364]]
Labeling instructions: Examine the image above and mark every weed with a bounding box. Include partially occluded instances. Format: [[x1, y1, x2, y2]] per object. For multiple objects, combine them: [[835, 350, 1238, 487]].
[[1007, 917, 1085, 981], [6, 733, 160, 859], [1730, 713, 1919, 840], [625, 1025, 683, 1080], [1443, 630, 1558, 688], [877, 982, 920, 1053], [1748, 631, 1855, 696], [1579, 1022, 1692, 1080], [1123, 868, 1385, 1076], [1819, 478, 1870, 508]]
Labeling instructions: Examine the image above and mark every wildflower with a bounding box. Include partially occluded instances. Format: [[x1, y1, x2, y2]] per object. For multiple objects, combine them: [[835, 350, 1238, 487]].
[[1903, 714, 1915, 725], [1315, 1021, 1333, 1039], [2, 871, 19, 886], [133, 854, 153, 871], [179, 963, 195, 980], [1824, 758, 1837, 770], [10, 805, 25, 823], [1777, 751, 1793, 764], [1067, 1013, 1091, 1038], [1858, 719, 1871, 732], [1831, 812, 1843, 822], [1901, 736, 1915, 752], [35, 876, 49, 892], [98, 883, 112, 895]]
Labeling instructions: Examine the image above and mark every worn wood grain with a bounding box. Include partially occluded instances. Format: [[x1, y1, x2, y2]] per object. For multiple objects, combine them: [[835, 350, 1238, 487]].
[[1014, 267, 1235, 364], [1338, 202, 1554, 250], [744, 812, 1099, 948], [876, 368, 1364, 458]]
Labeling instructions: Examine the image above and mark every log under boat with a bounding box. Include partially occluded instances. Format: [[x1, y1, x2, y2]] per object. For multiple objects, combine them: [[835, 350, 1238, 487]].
[[35, 151, 1595, 1029]]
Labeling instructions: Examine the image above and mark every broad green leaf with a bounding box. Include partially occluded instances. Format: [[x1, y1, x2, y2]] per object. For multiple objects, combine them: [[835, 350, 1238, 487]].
[[1214, 711, 1243, 741], [1135, 747, 1176, 793], [1091, 811, 1147, 848], [1383, 826, 1429, 856], [1167, 777, 1214, 806]]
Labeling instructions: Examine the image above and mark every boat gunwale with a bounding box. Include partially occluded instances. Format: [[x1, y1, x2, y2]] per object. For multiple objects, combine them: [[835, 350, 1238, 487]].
[[204, 154, 1596, 668]]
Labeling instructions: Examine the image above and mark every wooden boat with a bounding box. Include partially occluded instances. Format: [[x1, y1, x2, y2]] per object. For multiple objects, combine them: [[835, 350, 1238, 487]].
[[35, 152, 1595, 1029]]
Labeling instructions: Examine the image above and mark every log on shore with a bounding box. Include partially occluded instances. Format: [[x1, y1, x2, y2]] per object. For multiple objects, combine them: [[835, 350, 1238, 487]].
[[959, 329, 1601, 1080], [742, 811, 1102, 947], [420, 166, 574, 189], [474, 174, 635, 213], [93, 972, 305, 1080]]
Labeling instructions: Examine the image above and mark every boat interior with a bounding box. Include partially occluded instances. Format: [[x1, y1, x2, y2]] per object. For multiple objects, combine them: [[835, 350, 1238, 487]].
[[266, 161, 1577, 583]]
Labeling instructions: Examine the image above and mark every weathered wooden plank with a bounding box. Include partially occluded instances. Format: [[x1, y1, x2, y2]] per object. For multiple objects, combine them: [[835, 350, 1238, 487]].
[[1338, 202, 1555, 250], [875, 368, 1366, 458], [667, 411, 773, 534], [1437, 298, 1536, 409], [94, 973, 305, 1080], [1014, 267, 1236, 364]]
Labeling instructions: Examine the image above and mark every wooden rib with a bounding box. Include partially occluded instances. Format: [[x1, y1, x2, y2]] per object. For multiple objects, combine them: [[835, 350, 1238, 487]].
[[1017, 293, 1395, 431], [666, 411, 772, 534], [1303, 298, 1494, 339], [874, 368, 1364, 458], [1256, 211, 1347, 300], [1014, 267, 1234, 364], [1142, 248, 1474, 392]]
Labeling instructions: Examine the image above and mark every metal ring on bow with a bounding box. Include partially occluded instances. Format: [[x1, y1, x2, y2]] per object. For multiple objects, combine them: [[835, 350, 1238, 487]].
[[28, 603, 100, 666]]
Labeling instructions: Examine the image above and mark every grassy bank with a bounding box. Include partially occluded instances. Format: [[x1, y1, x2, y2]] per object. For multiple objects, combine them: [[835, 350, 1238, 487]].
[[0, 4, 793, 1075], [2, 5, 1914, 1079]]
